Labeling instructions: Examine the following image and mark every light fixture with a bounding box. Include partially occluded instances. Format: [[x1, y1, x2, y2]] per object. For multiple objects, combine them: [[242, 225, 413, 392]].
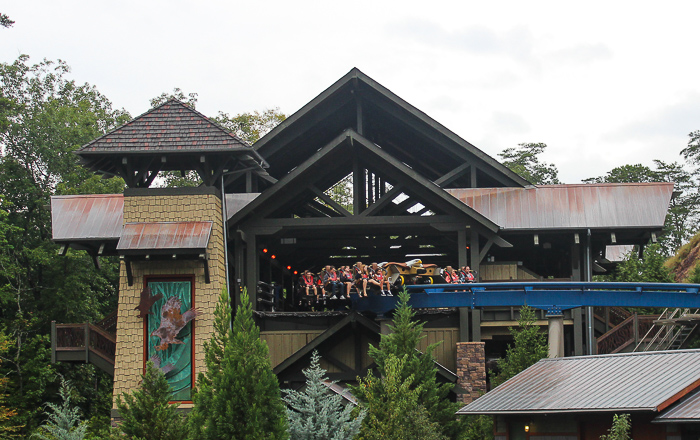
[[263, 248, 268, 253], [651, 232, 657, 243], [611, 232, 617, 244], [534, 234, 539, 246], [287, 265, 291, 270], [271, 255, 276, 259], [293, 270, 298, 275], [574, 233, 580, 244], [524, 424, 530, 433]]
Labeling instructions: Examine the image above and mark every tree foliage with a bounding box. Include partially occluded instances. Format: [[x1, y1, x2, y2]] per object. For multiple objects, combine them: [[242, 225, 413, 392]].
[[31, 378, 87, 440], [0, 14, 13, 28], [613, 243, 672, 283], [115, 362, 186, 440], [149, 88, 198, 109], [0, 55, 127, 433], [499, 143, 561, 185], [354, 355, 447, 440], [213, 108, 286, 145], [599, 413, 631, 440], [491, 305, 547, 388], [188, 289, 288, 439], [353, 289, 465, 439], [284, 350, 364, 440]]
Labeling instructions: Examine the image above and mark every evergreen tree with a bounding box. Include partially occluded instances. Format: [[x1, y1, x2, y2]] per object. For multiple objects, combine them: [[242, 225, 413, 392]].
[[189, 289, 288, 439], [491, 305, 548, 388], [355, 355, 447, 440], [31, 378, 87, 440], [284, 350, 364, 440], [353, 289, 465, 439], [600, 414, 631, 440], [115, 362, 186, 440]]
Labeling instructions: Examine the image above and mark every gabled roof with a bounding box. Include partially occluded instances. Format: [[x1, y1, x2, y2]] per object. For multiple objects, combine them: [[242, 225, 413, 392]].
[[655, 390, 700, 423], [77, 99, 255, 155], [229, 129, 499, 233], [447, 182, 673, 231], [253, 68, 529, 188], [457, 349, 700, 415]]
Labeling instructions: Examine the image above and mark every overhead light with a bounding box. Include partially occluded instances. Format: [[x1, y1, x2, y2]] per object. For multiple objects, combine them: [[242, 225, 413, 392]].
[[524, 424, 530, 433], [651, 232, 657, 243], [271, 255, 276, 259], [263, 248, 268, 253], [534, 234, 539, 246], [574, 233, 580, 244], [611, 232, 617, 244], [287, 266, 291, 270]]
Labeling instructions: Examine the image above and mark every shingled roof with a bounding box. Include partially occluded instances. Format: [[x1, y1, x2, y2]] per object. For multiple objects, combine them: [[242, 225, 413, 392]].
[[77, 99, 253, 154]]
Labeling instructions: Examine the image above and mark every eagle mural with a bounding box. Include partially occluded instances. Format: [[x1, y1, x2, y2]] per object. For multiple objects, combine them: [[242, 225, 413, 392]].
[[135, 286, 163, 319], [150, 296, 199, 351]]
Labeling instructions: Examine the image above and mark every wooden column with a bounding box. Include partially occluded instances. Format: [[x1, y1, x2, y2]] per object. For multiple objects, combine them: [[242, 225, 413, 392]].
[[470, 228, 480, 280], [458, 228, 468, 269], [245, 232, 258, 308], [459, 307, 470, 342], [471, 309, 481, 342], [233, 233, 245, 310], [470, 164, 477, 188]]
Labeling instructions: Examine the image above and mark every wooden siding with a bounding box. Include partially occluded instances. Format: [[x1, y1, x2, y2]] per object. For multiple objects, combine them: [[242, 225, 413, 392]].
[[261, 330, 324, 368], [418, 328, 459, 372], [481, 262, 539, 282]]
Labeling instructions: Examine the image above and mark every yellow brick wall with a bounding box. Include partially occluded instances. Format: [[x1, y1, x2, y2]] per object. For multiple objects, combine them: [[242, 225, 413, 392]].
[[113, 193, 225, 409]]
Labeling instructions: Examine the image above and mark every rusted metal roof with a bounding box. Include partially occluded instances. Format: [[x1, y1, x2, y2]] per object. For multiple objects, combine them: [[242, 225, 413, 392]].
[[117, 221, 212, 252], [51, 194, 124, 241], [457, 349, 700, 415], [655, 390, 700, 423], [447, 182, 673, 230]]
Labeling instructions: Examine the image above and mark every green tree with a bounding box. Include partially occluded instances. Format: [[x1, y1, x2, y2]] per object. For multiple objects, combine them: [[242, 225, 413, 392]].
[[213, 108, 286, 145], [0, 55, 127, 432], [352, 289, 465, 439], [31, 378, 87, 440], [613, 243, 672, 283], [582, 163, 660, 184], [0, 14, 13, 28], [115, 362, 186, 440], [600, 413, 631, 440], [491, 305, 548, 388], [284, 350, 364, 440], [498, 143, 561, 185], [355, 355, 447, 440], [149, 88, 198, 109], [188, 289, 288, 439]]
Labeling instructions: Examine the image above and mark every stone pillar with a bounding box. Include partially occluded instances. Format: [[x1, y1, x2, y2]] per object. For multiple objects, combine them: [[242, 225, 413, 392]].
[[456, 342, 486, 404], [548, 313, 565, 358]]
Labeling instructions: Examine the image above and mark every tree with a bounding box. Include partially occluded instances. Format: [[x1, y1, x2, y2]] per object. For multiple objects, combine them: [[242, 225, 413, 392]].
[[352, 289, 465, 439], [582, 163, 660, 184], [491, 305, 548, 388], [149, 88, 198, 109], [0, 55, 127, 432], [354, 355, 447, 440], [600, 413, 631, 440], [498, 143, 561, 185], [213, 108, 286, 145], [31, 378, 87, 440], [114, 362, 186, 440], [284, 350, 364, 440], [188, 289, 288, 439], [613, 243, 672, 283], [0, 14, 13, 28]]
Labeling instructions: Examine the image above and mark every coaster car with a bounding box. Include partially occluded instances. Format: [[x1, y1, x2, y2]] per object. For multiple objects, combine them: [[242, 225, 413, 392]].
[[383, 259, 445, 287]]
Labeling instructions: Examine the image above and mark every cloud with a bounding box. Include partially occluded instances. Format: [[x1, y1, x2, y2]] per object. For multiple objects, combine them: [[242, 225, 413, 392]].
[[490, 111, 531, 135], [604, 93, 700, 141], [547, 43, 613, 65]]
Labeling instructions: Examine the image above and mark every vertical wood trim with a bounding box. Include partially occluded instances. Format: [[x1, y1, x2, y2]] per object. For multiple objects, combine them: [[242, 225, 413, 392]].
[[459, 308, 470, 342], [470, 229, 480, 280], [246, 232, 258, 306], [458, 228, 467, 268], [470, 164, 477, 188], [574, 307, 584, 356], [471, 309, 481, 342]]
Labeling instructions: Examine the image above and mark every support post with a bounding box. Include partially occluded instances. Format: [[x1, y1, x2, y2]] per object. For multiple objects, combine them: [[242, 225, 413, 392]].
[[574, 308, 584, 356], [459, 308, 470, 342], [458, 228, 467, 269], [547, 313, 565, 358], [471, 309, 481, 342], [470, 164, 477, 188], [585, 228, 594, 355], [470, 228, 480, 280], [245, 232, 258, 307], [51, 321, 56, 364], [234, 232, 244, 310]]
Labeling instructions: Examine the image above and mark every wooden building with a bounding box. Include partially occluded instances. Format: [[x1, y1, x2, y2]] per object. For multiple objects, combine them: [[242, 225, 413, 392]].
[[49, 69, 673, 415]]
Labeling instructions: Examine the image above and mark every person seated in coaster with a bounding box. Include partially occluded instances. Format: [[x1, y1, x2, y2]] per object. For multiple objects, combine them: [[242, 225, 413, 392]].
[[300, 270, 317, 299], [316, 271, 326, 299], [339, 265, 354, 297], [373, 265, 392, 296], [353, 262, 368, 297], [323, 265, 343, 299], [366, 262, 384, 294], [444, 266, 460, 284], [460, 266, 475, 283]]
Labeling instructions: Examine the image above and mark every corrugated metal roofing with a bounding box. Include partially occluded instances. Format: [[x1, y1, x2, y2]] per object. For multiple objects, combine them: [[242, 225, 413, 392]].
[[51, 194, 124, 241], [458, 349, 700, 415], [655, 391, 700, 422], [447, 182, 673, 230], [78, 100, 252, 154], [117, 221, 212, 251]]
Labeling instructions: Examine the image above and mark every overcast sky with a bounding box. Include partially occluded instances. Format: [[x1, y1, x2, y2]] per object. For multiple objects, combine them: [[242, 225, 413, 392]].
[[2, 1, 700, 183]]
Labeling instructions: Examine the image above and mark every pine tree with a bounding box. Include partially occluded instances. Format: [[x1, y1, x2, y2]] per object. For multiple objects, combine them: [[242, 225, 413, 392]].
[[353, 289, 465, 439], [491, 305, 548, 388], [189, 289, 288, 439], [115, 362, 186, 440], [284, 350, 364, 440], [355, 355, 447, 440], [31, 378, 87, 440]]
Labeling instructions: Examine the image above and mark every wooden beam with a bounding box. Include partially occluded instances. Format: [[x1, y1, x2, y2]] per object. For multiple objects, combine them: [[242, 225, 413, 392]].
[[245, 214, 465, 230], [479, 238, 494, 262], [434, 162, 471, 187], [309, 185, 352, 217], [360, 186, 403, 217]]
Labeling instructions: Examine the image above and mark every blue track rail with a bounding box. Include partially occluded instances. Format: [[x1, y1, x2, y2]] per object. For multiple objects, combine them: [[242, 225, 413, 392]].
[[352, 282, 700, 316]]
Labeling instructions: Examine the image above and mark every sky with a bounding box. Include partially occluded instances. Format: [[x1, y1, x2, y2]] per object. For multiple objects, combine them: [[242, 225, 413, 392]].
[[2, 1, 700, 183]]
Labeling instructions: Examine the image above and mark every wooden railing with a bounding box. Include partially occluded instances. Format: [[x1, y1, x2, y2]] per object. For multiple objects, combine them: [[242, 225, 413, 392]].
[[597, 314, 657, 355], [51, 315, 117, 375]]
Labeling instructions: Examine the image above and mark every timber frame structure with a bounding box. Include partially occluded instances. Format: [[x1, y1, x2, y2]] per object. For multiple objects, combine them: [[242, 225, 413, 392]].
[[50, 68, 674, 406]]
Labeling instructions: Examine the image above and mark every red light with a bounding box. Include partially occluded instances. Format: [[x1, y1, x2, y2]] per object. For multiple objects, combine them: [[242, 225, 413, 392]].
[[293, 271, 298, 275], [271, 255, 276, 259], [263, 248, 268, 253], [287, 266, 291, 270], [466, 246, 470, 249]]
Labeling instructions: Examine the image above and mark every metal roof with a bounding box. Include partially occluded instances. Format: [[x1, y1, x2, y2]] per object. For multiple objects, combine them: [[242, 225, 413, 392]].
[[447, 182, 673, 230], [457, 349, 700, 415], [51, 194, 124, 241], [225, 193, 259, 220], [655, 390, 700, 423], [117, 221, 212, 252]]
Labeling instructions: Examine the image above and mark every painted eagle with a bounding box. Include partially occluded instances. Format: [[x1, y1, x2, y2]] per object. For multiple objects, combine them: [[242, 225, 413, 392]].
[[151, 296, 199, 351]]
